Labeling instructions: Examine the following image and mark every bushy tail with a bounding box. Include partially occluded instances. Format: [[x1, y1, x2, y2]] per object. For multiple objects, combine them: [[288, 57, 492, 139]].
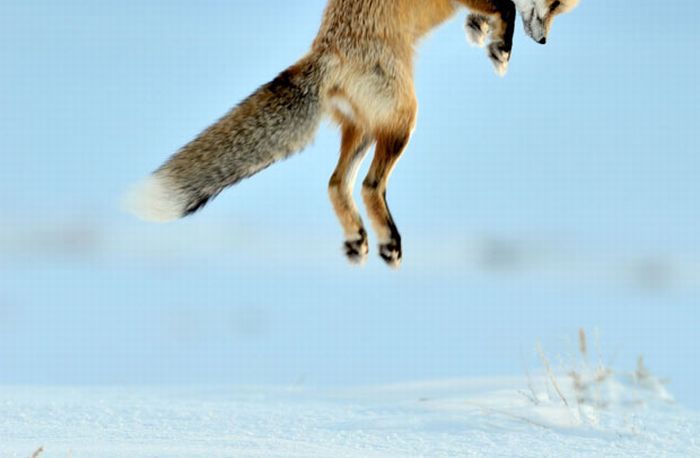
[[125, 54, 325, 222]]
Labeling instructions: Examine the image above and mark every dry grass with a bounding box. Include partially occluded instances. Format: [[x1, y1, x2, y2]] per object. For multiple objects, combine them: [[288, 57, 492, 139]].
[[537, 342, 570, 408], [523, 329, 673, 425], [568, 329, 613, 409]]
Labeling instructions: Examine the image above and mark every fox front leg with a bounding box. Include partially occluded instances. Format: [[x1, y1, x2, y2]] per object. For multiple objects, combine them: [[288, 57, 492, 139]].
[[465, 13, 491, 47], [487, 0, 516, 76], [462, 0, 516, 76]]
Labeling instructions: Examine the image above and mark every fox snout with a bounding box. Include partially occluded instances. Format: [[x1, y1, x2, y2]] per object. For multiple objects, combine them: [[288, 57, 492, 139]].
[[523, 14, 548, 44], [515, 0, 580, 45]]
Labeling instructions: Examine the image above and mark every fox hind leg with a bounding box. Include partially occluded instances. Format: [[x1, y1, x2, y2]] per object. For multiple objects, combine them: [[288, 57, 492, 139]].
[[329, 122, 372, 264], [362, 127, 413, 269]]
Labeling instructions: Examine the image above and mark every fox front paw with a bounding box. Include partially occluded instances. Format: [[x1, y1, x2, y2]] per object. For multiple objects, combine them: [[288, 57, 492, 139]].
[[488, 41, 510, 77], [465, 14, 490, 47], [344, 231, 369, 264], [378, 239, 402, 269]]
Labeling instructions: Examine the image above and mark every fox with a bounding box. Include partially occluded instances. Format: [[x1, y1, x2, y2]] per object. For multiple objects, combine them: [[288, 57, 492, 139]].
[[465, 0, 580, 75], [125, 0, 580, 268]]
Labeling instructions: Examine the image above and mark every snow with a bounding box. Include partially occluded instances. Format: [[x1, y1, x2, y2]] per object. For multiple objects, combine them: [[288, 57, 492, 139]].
[[2, 374, 698, 457]]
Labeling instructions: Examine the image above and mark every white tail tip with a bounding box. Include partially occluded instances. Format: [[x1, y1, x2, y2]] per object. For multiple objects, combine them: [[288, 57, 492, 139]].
[[122, 174, 185, 222]]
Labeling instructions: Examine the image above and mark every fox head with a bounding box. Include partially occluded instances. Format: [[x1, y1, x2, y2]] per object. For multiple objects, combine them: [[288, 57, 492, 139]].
[[513, 0, 580, 44]]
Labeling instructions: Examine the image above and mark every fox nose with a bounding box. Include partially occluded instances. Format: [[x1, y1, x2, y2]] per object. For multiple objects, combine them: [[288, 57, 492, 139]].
[[537, 37, 547, 45]]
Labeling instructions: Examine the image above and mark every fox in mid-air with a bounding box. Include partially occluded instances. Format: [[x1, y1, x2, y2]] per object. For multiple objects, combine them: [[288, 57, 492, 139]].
[[126, 0, 580, 267]]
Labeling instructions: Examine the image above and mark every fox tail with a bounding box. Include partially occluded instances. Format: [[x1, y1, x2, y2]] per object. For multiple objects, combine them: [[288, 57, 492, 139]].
[[125, 54, 325, 222]]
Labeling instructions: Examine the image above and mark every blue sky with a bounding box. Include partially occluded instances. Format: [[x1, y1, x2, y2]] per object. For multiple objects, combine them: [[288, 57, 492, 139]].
[[1, 1, 699, 406]]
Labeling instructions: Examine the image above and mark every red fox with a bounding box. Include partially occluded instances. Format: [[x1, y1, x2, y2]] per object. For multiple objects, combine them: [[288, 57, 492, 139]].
[[125, 0, 580, 268]]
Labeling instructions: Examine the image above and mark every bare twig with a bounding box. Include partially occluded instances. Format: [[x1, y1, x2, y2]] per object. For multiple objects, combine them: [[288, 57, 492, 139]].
[[30, 447, 44, 458], [579, 328, 588, 362], [636, 356, 650, 380], [537, 343, 569, 408], [518, 389, 539, 405], [463, 400, 555, 430], [524, 366, 540, 405]]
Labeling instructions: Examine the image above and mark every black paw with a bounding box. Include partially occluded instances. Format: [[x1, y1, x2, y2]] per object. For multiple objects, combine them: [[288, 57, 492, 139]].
[[379, 239, 402, 269], [344, 232, 369, 264]]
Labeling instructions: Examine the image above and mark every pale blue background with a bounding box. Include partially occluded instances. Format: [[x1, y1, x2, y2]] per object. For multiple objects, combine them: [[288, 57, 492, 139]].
[[1, 1, 699, 406]]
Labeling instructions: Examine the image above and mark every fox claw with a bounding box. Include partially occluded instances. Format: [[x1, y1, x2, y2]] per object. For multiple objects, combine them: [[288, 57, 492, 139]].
[[488, 41, 510, 77]]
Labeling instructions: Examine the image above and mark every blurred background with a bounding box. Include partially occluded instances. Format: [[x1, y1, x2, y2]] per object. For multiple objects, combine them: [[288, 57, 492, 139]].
[[1, 1, 698, 407]]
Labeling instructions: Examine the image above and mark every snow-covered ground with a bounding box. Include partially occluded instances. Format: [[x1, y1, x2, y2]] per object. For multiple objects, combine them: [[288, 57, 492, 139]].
[[2, 368, 698, 457]]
